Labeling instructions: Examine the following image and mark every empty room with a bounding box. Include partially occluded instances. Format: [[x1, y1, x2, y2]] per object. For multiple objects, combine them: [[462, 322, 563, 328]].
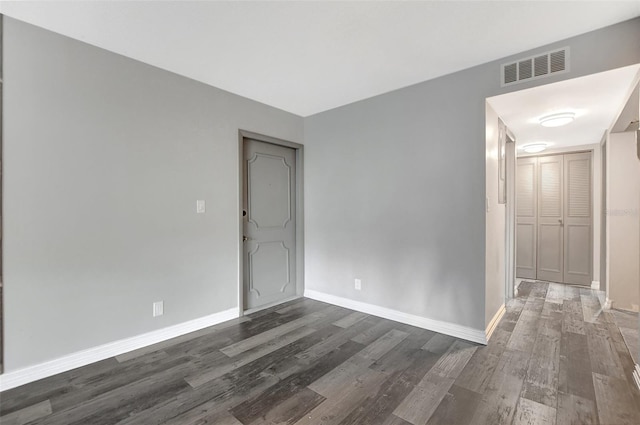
[[0, 1, 639, 425]]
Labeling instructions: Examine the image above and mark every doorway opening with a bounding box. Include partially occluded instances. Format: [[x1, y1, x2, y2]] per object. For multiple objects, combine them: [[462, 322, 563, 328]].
[[486, 63, 640, 316], [238, 130, 304, 315]]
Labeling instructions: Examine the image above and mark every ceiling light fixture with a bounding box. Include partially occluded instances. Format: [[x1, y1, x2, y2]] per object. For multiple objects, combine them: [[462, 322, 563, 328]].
[[522, 143, 548, 153], [539, 112, 575, 127]]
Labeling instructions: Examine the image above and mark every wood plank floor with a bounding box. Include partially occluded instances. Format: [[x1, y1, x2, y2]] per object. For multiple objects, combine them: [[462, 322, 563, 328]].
[[610, 308, 639, 365], [2, 281, 640, 425]]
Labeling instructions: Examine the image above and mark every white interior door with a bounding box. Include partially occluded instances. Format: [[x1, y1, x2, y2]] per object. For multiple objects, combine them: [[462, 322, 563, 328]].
[[563, 152, 592, 285], [516, 157, 537, 279], [243, 139, 297, 310], [537, 155, 564, 283]]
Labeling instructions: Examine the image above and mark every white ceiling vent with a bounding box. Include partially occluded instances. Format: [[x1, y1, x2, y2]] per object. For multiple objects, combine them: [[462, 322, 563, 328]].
[[501, 47, 569, 87]]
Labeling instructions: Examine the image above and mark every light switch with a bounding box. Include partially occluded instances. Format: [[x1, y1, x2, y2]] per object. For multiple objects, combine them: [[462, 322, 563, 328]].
[[153, 301, 164, 317], [197, 200, 206, 214]]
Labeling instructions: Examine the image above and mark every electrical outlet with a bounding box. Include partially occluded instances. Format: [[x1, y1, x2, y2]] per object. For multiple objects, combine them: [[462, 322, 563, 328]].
[[153, 301, 164, 317], [196, 200, 206, 214], [355, 278, 362, 291]]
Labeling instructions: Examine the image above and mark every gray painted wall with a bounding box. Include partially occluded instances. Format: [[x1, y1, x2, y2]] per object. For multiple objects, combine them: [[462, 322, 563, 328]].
[[608, 131, 640, 311], [303, 18, 640, 331], [3, 18, 303, 371]]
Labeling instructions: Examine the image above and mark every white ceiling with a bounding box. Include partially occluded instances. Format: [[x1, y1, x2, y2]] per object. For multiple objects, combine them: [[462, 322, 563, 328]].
[[2, 1, 640, 116], [487, 65, 640, 150]]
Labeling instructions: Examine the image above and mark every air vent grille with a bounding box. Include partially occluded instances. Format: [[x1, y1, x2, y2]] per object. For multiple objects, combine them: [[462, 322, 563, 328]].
[[504, 63, 517, 84], [534, 55, 548, 77], [519, 59, 532, 80], [550, 50, 566, 73], [501, 47, 569, 87]]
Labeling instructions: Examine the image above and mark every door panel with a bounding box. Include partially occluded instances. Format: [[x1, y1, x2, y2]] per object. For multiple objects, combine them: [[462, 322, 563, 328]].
[[539, 223, 563, 275], [516, 224, 536, 271], [247, 154, 292, 229], [537, 155, 564, 283], [516, 157, 537, 279], [563, 152, 592, 285], [243, 139, 296, 310], [248, 241, 291, 297], [565, 224, 590, 276]]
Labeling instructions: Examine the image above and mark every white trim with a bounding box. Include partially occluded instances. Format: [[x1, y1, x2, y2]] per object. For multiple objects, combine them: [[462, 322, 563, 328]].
[[505, 135, 516, 302], [604, 298, 612, 310], [0, 308, 238, 391], [514, 278, 524, 298], [591, 281, 600, 290], [633, 364, 640, 391], [304, 289, 487, 345], [486, 304, 506, 342]]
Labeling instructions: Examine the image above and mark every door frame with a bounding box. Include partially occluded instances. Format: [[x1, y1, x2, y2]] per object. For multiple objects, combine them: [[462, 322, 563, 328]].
[[600, 136, 607, 293], [237, 130, 304, 316], [505, 130, 516, 301]]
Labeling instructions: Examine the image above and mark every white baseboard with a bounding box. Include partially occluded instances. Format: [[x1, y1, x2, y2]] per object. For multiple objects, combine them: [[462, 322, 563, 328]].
[[514, 278, 525, 297], [485, 304, 506, 342], [304, 289, 487, 345], [604, 298, 612, 310], [0, 308, 238, 392], [591, 281, 600, 290], [633, 364, 640, 391]]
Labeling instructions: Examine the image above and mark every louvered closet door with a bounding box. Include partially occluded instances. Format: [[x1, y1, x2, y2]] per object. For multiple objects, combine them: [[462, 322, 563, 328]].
[[563, 152, 592, 285], [537, 155, 564, 283], [516, 157, 537, 279]]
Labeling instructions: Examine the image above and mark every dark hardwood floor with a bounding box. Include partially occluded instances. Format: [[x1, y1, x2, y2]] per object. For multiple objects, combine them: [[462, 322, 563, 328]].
[[2, 281, 640, 424]]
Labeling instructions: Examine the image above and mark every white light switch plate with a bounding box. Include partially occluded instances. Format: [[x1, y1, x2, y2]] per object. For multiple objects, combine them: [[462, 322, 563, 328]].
[[196, 200, 206, 213], [355, 278, 362, 291], [153, 301, 164, 317]]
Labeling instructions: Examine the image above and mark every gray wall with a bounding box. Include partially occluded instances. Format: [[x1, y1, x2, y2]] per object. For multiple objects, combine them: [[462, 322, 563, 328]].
[[3, 18, 303, 371], [608, 131, 640, 311], [303, 18, 640, 331]]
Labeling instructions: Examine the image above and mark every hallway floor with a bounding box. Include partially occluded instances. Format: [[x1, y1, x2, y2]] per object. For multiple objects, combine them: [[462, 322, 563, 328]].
[[610, 308, 639, 364], [1, 281, 639, 424]]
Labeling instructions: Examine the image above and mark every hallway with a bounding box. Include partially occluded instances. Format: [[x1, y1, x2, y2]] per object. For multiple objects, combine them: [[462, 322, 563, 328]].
[[1, 281, 639, 425]]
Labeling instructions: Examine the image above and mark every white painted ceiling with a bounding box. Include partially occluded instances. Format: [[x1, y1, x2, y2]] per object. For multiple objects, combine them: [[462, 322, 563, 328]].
[[487, 65, 640, 150], [1, 1, 640, 116]]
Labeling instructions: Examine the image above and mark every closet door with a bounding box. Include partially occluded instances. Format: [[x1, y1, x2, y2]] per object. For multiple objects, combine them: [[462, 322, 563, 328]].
[[537, 155, 564, 283], [563, 152, 592, 285], [516, 157, 537, 279]]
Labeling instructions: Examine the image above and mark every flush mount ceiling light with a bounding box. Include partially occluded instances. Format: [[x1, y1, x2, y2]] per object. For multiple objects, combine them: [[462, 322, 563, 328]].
[[539, 112, 575, 127], [522, 143, 548, 153]]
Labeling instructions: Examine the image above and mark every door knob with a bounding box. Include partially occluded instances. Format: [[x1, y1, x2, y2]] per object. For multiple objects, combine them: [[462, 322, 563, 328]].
[[558, 219, 563, 225], [243, 236, 249, 242]]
